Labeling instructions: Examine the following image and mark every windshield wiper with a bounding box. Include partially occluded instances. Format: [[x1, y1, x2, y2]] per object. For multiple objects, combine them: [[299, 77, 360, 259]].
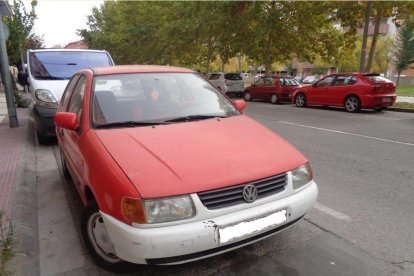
[[164, 114, 227, 123], [96, 121, 167, 129], [34, 76, 67, 80]]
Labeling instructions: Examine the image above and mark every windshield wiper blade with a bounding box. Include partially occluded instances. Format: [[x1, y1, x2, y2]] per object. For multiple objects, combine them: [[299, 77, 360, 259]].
[[34, 76, 67, 80], [96, 121, 166, 129], [164, 115, 226, 123]]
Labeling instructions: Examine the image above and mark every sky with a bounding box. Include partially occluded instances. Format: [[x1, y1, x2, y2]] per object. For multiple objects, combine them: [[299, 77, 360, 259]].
[[26, 0, 104, 48]]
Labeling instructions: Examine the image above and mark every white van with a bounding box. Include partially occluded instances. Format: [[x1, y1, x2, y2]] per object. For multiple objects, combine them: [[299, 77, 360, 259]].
[[24, 49, 114, 143]]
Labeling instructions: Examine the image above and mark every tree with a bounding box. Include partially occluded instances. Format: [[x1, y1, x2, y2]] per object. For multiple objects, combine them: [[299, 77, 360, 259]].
[[394, 21, 414, 85], [4, 0, 38, 65]]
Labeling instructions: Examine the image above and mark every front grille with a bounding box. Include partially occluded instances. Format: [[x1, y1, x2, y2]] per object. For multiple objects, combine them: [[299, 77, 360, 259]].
[[198, 173, 287, 210]]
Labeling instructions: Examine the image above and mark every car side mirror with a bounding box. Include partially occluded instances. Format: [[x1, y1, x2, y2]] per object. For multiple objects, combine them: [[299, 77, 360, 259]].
[[54, 112, 79, 130], [234, 99, 246, 112]]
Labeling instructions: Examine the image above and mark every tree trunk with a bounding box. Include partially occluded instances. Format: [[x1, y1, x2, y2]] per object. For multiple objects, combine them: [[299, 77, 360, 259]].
[[264, 35, 272, 75], [397, 71, 401, 86], [366, 8, 383, 72]]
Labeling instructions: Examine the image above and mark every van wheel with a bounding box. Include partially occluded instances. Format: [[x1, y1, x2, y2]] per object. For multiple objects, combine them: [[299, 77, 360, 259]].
[[37, 130, 49, 145], [270, 94, 278, 104], [344, 96, 361, 112], [81, 200, 136, 273]]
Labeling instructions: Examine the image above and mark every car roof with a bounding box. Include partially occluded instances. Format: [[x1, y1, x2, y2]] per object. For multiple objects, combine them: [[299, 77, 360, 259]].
[[27, 48, 108, 53], [92, 65, 195, 76]]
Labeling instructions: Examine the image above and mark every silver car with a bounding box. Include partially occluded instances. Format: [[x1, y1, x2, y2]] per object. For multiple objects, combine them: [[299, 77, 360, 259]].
[[208, 72, 245, 97]]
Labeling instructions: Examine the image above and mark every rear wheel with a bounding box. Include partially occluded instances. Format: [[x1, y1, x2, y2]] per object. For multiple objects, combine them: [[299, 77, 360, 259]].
[[270, 94, 278, 104], [295, 93, 307, 107], [81, 200, 136, 273], [344, 96, 361, 113], [36, 130, 49, 145], [244, 92, 252, 101]]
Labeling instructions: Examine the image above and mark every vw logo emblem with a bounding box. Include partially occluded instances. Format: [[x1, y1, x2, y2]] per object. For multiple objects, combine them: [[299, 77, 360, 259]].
[[243, 184, 258, 203]]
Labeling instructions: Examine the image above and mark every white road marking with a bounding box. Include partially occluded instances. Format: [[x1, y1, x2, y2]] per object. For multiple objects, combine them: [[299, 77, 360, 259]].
[[313, 202, 352, 221], [277, 120, 414, 147]]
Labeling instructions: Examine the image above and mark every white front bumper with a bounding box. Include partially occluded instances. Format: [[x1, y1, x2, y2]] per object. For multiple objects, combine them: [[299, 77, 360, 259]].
[[101, 181, 318, 265]]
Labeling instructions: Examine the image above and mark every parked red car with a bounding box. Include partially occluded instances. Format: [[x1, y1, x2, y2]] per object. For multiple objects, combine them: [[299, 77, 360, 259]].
[[244, 76, 301, 104], [293, 73, 396, 112], [55, 65, 317, 272]]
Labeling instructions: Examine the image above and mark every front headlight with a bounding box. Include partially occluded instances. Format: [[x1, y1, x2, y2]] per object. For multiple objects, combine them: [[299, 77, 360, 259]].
[[291, 163, 313, 191], [35, 89, 58, 108], [144, 195, 195, 224]]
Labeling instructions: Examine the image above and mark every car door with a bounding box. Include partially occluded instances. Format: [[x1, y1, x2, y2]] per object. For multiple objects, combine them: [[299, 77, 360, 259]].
[[308, 75, 335, 105], [251, 77, 275, 100], [330, 75, 351, 106], [59, 74, 88, 190]]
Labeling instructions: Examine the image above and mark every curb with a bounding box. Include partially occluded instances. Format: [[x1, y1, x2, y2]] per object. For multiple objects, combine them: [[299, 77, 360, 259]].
[[388, 108, 414, 113], [6, 109, 39, 276]]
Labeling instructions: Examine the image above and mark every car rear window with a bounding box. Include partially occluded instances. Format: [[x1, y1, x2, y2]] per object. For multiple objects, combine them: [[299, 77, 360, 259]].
[[364, 75, 392, 83], [225, 73, 242, 81], [209, 74, 221, 80]]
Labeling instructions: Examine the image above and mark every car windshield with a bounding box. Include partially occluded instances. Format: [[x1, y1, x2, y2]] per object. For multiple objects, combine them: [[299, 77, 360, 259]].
[[91, 72, 240, 127], [29, 51, 112, 80], [225, 73, 243, 80]]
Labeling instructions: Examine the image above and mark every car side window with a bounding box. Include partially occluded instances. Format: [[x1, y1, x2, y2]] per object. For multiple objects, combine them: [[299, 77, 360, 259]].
[[67, 75, 86, 126], [333, 75, 348, 86], [255, 78, 265, 86], [60, 75, 80, 110], [264, 77, 274, 86], [347, 76, 357, 85], [316, 76, 335, 87]]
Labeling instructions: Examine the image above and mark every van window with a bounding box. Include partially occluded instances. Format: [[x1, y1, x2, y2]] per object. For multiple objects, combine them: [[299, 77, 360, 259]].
[[29, 51, 112, 80]]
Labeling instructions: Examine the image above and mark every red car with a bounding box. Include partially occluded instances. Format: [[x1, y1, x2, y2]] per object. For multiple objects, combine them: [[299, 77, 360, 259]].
[[244, 76, 301, 104], [55, 65, 317, 272], [293, 73, 396, 112]]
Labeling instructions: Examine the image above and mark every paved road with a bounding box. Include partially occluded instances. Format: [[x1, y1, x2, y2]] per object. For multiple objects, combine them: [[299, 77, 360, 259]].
[[35, 102, 414, 275]]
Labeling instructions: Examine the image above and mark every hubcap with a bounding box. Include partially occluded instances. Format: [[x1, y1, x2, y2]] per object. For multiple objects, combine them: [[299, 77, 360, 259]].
[[87, 212, 120, 263], [296, 95, 304, 106], [245, 93, 251, 101], [346, 97, 358, 111], [271, 95, 277, 103]]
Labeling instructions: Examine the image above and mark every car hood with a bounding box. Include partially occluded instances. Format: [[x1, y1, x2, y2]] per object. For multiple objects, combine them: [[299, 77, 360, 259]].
[[95, 115, 307, 198]]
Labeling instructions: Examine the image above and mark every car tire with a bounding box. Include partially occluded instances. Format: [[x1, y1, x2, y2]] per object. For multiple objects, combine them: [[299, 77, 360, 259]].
[[244, 92, 252, 101], [270, 94, 278, 104], [60, 150, 71, 180], [295, 93, 307, 108], [81, 200, 137, 273], [344, 95, 361, 113]]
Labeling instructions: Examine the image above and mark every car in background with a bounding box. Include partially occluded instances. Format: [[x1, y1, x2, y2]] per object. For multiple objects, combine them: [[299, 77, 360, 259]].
[[302, 75, 317, 84], [208, 72, 244, 97], [55, 65, 318, 272], [22, 48, 114, 144], [244, 76, 301, 104], [293, 73, 396, 112]]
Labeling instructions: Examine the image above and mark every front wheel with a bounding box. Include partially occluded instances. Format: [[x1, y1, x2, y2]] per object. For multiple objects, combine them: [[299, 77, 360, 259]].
[[295, 93, 307, 108], [344, 96, 361, 113], [270, 94, 278, 104], [244, 92, 252, 101], [81, 201, 136, 273]]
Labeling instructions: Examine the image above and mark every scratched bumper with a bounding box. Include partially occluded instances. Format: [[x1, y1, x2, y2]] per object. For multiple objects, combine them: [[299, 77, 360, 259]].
[[101, 181, 318, 265]]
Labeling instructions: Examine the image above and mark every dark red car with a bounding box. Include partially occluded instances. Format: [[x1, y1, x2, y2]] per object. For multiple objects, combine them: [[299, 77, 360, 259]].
[[293, 73, 396, 112], [244, 76, 301, 104]]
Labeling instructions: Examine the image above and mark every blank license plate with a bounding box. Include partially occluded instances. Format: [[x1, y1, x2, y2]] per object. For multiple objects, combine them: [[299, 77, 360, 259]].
[[383, 98, 391, 103], [218, 209, 287, 244]]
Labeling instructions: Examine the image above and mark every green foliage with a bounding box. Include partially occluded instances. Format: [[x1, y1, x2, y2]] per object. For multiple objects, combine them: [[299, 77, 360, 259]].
[[397, 86, 414, 96], [4, 0, 39, 65], [394, 20, 414, 84], [13, 91, 30, 108], [0, 212, 14, 275]]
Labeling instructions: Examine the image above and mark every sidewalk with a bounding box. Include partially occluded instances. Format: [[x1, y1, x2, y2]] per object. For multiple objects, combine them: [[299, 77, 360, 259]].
[[0, 90, 39, 275]]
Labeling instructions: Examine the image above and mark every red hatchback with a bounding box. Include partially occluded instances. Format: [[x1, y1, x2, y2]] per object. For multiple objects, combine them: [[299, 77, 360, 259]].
[[55, 65, 317, 272], [293, 73, 396, 112], [244, 76, 301, 104]]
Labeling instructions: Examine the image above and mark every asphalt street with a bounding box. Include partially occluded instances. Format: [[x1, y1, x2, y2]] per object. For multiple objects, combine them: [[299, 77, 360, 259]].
[[35, 102, 414, 275]]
